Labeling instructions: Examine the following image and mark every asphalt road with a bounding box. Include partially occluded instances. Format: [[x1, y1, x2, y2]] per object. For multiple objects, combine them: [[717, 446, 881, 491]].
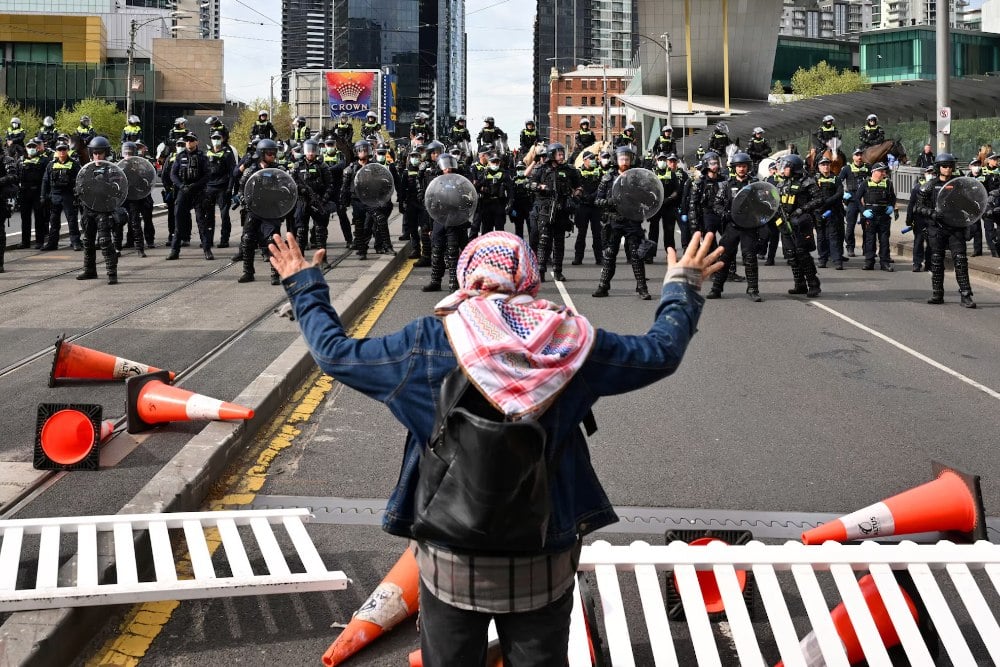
[[71, 231, 1000, 666]]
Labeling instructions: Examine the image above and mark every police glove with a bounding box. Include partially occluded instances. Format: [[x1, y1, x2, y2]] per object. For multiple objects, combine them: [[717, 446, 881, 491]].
[[843, 192, 852, 201], [230, 193, 242, 210], [885, 206, 894, 216], [681, 214, 688, 223], [399, 200, 406, 214], [862, 209, 874, 219], [822, 210, 832, 219], [593, 198, 607, 208]]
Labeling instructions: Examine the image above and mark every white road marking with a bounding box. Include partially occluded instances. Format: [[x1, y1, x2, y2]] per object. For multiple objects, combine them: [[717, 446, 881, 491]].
[[552, 271, 580, 313], [811, 300, 1000, 402]]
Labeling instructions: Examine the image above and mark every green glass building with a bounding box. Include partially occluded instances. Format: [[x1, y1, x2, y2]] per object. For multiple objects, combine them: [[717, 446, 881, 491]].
[[861, 27, 1000, 83], [772, 36, 854, 89]]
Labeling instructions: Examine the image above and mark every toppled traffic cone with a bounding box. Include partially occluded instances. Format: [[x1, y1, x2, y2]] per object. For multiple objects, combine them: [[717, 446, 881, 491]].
[[125, 370, 254, 434], [408, 643, 503, 667], [33, 403, 114, 470], [802, 463, 986, 545], [776, 573, 936, 666], [49, 333, 175, 387], [664, 529, 755, 621], [322, 548, 419, 666]]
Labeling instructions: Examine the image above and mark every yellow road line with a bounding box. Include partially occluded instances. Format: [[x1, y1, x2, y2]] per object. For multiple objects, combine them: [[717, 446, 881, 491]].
[[86, 259, 415, 667]]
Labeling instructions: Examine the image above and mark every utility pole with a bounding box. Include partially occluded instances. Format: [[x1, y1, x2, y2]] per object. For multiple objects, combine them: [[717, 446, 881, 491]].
[[662, 32, 672, 130], [126, 19, 137, 119], [936, 0, 951, 153]]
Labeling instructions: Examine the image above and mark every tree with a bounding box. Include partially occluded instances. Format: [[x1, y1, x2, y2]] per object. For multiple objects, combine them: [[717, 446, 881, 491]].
[[790, 61, 870, 98], [770, 80, 786, 103], [0, 97, 42, 137], [230, 99, 296, 151], [54, 99, 125, 149]]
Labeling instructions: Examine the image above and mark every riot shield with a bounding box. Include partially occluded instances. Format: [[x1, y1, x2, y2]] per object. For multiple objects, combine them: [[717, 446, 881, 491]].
[[75, 160, 128, 213], [354, 163, 394, 208], [118, 156, 156, 201], [424, 173, 478, 227], [611, 167, 664, 221], [936, 176, 988, 228], [731, 182, 780, 230], [244, 168, 298, 219]]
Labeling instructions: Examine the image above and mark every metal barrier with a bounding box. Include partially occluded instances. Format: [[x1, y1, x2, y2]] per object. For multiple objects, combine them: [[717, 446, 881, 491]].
[[572, 539, 1000, 666], [0, 508, 349, 612], [892, 165, 925, 201]]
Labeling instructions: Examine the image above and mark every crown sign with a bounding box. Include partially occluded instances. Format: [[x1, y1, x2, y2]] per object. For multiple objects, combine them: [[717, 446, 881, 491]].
[[336, 81, 365, 102]]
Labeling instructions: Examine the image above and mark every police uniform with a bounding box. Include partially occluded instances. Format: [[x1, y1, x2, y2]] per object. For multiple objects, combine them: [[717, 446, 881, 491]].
[[237, 159, 283, 285], [858, 120, 884, 151], [122, 157, 156, 252], [572, 158, 604, 265], [508, 166, 533, 240], [477, 162, 510, 235], [41, 151, 81, 250], [591, 164, 652, 300], [529, 153, 581, 281], [0, 156, 15, 270], [291, 122, 311, 143], [746, 134, 771, 170], [17, 147, 49, 248], [448, 123, 472, 148], [476, 124, 507, 151], [398, 154, 429, 262], [323, 147, 351, 247], [419, 161, 471, 292], [121, 123, 142, 144], [708, 129, 730, 155], [75, 161, 121, 284], [777, 161, 823, 297], [647, 158, 687, 257], [907, 170, 934, 271], [342, 158, 391, 259], [291, 153, 332, 252], [574, 126, 596, 154], [6, 123, 26, 147], [855, 169, 896, 270], [652, 133, 677, 158], [75, 124, 96, 146], [202, 142, 237, 249], [161, 146, 183, 244], [519, 125, 539, 155], [333, 120, 354, 145], [838, 157, 869, 255], [813, 161, 845, 269], [913, 164, 975, 307], [168, 139, 211, 258], [706, 170, 762, 301]]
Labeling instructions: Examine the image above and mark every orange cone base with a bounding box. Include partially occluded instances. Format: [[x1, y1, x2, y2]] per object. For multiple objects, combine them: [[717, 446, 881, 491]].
[[664, 529, 755, 622], [125, 370, 254, 434], [802, 462, 987, 545], [33, 403, 103, 470], [48, 333, 176, 387]]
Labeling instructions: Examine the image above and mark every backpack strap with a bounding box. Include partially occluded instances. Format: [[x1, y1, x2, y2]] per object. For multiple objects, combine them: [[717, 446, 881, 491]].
[[582, 409, 597, 437], [430, 367, 470, 444]]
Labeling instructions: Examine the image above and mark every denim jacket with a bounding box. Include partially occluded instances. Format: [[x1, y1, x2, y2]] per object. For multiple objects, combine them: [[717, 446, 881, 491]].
[[283, 267, 705, 552]]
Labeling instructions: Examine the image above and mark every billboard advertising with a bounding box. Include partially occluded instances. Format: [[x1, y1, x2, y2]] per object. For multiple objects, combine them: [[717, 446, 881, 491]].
[[381, 71, 397, 134], [326, 70, 378, 119]]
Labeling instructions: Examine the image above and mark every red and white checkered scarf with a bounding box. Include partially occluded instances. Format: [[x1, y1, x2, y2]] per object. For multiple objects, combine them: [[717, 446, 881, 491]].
[[434, 231, 595, 419]]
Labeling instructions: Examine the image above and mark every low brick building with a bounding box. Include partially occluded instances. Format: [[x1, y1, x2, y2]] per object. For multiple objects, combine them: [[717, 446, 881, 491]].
[[547, 65, 633, 147]]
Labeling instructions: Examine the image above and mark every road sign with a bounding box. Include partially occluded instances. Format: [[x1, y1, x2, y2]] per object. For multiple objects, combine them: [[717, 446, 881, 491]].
[[938, 106, 952, 136]]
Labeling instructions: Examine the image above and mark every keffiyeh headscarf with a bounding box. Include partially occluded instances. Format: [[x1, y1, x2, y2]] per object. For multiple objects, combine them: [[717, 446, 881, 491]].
[[434, 231, 595, 418]]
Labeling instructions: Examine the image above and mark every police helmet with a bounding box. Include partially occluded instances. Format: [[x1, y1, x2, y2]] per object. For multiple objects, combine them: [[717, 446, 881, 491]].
[[366, 111, 376, 121], [456, 116, 467, 125], [258, 110, 269, 119], [324, 136, 337, 145], [547, 142, 566, 161], [437, 153, 458, 171], [715, 122, 726, 131], [302, 139, 320, 155], [353, 140, 372, 155], [667, 153, 679, 162], [703, 151, 721, 164], [487, 152, 501, 163], [624, 124, 635, 133], [615, 144, 636, 163], [425, 140, 445, 157], [766, 161, 777, 170], [866, 114, 878, 123], [255, 138, 278, 157], [205, 116, 219, 125], [338, 112, 348, 122], [176, 138, 187, 148], [80, 115, 91, 124], [579, 118, 590, 127], [295, 116, 306, 124], [730, 152, 752, 166], [934, 153, 956, 167], [525, 118, 535, 126], [210, 131, 223, 140], [655, 152, 668, 161], [26, 138, 37, 147], [43, 116, 54, 127], [871, 162, 888, 172], [174, 117, 186, 126], [783, 154, 805, 175], [753, 127, 764, 134], [121, 141, 137, 156], [409, 146, 422, 157], [484, 116, 495, 124], [124, 115, 138, 125], [822, 115, 834, 124], [57, 132, 70, 141], [10, 117, 20, 126], [662, 125, 673, 134], [449, 147, 463, 157], [183, 132, 198, 142], [818, 156, 832, 165], [55, 141, 69, 151], [581, 150, 595, 161], [88, 135, 112, 152]]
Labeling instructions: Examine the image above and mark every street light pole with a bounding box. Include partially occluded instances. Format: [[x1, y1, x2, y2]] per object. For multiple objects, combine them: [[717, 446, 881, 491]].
[[661, 32, 672, 129], [936, 0, 951, 152], [128, 13, 188, 119]]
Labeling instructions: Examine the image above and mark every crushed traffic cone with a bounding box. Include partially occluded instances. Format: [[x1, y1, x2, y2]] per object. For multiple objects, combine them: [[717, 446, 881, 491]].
[[322, 548, 419, 666], [664, 529, 755, 621], [125, 370, 254, 434], [776, 573, 937, 666], [49, 333, 176, 387], [802, 463, 986, 545], [33, 403, 114, 470]]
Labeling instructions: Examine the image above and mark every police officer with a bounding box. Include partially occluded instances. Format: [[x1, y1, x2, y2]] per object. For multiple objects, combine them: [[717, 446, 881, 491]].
[[614, 124, 637, 149], [518, 119, 539, 155], [447, 116, 471, 149], [982, 153, 1000, 257], [333, 112, 354, 144], [572, 150, 603, 265], [341, 140, 380, 259], [647, 153, 687, 259], [291, 116, 311, 143], [17, 138, 49, 249], [120, 141, 156, 252], [812, 114, 839, 152], [0, 149, 11, 270], [529, 142, 581, 282], [410, 112, 433, 141], [476, 116, 507, 152], [41, 139, 81, 251], [205, 116, 230, 145], [814, 156, 845, 269], [201, 131, 236, 251], [398, 147, 428, 262], [706, 151, 762, 301], [708, 123, 730, 156], [907, 166, 935, 272], [477, 152, 509, 234], [290, 139, 332, 262], [574, 118, 596, 155], [838, 148, 869, 256], [6, 117, 25, 148], [121, 115, 142, 144], [250, 111, 277, 141], [689, 152, 726, 239], [38, 117, 57, 147], [161, 137, 185, 246], [361, 112, 381, 141], [166, 117, 188, 148], [759, 160, 782, 265], [592, 145, 652, 299], [420, 149, 470, 292], [74, 136, 119, 284], [236, 138, 283, 284], [75, 116, 96, 146], [168, 133, 211, 260], [507, 160, 533, 240], [746, 127, 771, 171], [967, 158, 989, 256], [322, 137, 350, 249], [858, 114, 884, 151], [913, 153, 975, 307], [776, 154, 822, 297], [652, 126, 676, 158]]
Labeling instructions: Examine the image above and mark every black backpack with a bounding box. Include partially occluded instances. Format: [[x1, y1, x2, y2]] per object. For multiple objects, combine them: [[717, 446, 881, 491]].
[[411, 367, 595, 554]]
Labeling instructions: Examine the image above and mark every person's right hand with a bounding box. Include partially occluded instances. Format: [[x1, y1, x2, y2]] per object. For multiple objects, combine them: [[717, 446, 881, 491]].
[[667, 231, 724, 280]]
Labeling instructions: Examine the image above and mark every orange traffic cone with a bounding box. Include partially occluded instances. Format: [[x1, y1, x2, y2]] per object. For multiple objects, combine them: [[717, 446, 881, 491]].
[[125, 370, 254, 434], [322, 548, 419, 666], [664, 529, 754, 621], [33, 403, 114, 470], [408, 643, 503, 667], [49, 333, 176, 387], [802, 463, 986, 545], [775, 573, 936, 666]]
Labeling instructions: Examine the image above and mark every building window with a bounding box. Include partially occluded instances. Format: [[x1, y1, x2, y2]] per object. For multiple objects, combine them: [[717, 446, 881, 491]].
[[609, 115, 616, 128], [7, 42, 62, 64], [590, 96, 596, 105], [565, 134, 571, 146], [565, 115, 572, 128], [609, 79, 617, 90], [565, 79, 572, 89], [565, 96, 572, 106], [581, 96, 587, 105]]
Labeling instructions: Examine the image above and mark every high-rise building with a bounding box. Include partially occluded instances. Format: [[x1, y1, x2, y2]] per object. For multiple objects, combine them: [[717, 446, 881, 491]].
[[533, 0, 637, 139], [871, 0, 971, 29], [282, 0, 465, 134], [174, 0, 220, 39]]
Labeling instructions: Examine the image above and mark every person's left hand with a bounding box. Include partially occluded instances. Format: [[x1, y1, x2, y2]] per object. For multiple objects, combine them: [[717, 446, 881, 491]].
[[268, 233, 324, 280]]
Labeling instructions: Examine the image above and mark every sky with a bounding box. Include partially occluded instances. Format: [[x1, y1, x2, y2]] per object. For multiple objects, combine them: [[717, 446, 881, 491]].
[[219, 0, 535, 135]]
